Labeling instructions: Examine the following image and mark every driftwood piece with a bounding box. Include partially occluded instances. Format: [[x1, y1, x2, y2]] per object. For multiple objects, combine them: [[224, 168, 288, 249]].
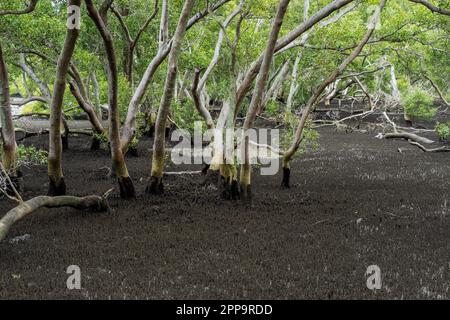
[[408, 140, 450, 153], [0, 192, 111, 243], [383, 132, 434, 144]]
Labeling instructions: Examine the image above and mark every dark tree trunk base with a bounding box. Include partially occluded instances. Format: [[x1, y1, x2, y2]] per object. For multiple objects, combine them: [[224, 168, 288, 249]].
[[202, 169, 220, 187], [62, 135, 69, 151], [145, 176, 164, 195], [118, 176, 136, 199], [405, 120, 413, 127], [128, 146, 139, 157], [281, 167, 291, 188], [220, 176, 231, 199], [145, 125, 155, 138], [220, 176, 240, 200], [90, 136, 101, 150], [48, 177, 67, 196], [230, 180, 240, 200], [240, 184, 252, 202], [165, 127, 171, 139], [201, 164, 210, 175]]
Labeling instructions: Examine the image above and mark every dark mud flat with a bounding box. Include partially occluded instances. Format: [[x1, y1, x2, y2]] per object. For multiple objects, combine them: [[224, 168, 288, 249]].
[[0, 128, 449, 299]]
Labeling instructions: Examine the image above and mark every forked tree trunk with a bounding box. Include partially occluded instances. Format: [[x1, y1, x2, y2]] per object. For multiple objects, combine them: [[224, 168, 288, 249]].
[[86, 0, 135, 199], [119, 0, 233, 154], [48, 0, 81, 196], [281, 0, 387, 188], [69, 80, 106, 150], [111, 1, 159, 86], [240, 0, 291, 201], [146, 0, 195, 195], [191, 6, 243, 196], [0, 43, 19, 188]]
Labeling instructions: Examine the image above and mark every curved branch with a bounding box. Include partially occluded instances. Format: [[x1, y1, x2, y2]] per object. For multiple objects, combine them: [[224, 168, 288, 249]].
[[408, 0, 450, 16], [69, 81, 105, 134], [424, 75, 450, 108], [111, 6, 133, 44], [408, 140, 450, 152], [10, 96, 48, 106], [0, 194, 110, 243], [192, 68, 214, 129], [0, 0, 38, 16], [120, 0, 230, 153], [186, 0, 231, 31], [383, 132, 434, 144]]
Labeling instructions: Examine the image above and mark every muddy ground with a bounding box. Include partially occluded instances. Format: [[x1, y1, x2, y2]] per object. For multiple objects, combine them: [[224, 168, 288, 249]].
[[0, 126, 449, 299]]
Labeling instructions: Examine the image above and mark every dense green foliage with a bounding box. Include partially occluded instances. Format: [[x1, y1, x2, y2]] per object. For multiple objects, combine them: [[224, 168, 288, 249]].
[[403, 87, 436, 120], [1, 0, 448, 149]]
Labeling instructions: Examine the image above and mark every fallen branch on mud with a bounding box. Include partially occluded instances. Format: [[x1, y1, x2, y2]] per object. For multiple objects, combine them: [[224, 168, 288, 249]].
[[408, 140, 450, 152], [164, 170, 202, 175], [377, 112, 449, 151], [382, 132, 434, 144], [0, 189, 113, 243]]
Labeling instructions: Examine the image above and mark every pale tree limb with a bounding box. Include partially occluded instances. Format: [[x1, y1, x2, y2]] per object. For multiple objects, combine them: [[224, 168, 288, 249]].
[[383, 132, 434, 144], [353, 76, 374, 109], [120, 0, 231, 153], [338, 64, 390, 80], [408, 0, 450, 16], [424, 75, 450, 108], [0, 190, 112, 243], [69, 81, 105, 134], [324, 79, 341, 106], [240, 0, 291, 200], [191, 4, 242, 130], [164, 171, 202, 176], [286, 53, 301, 112], [198, 4, 242, 92], [16, 54, 51, 102], [185, 0, 232, 31], [236, 0, 357, 109], [10, 96, 48, 106], [15, 49, 104, 134], [192, 68, 215, 129], [390, 63, 412, 125], [382, 111, 398, 133], [259, 59, 290, 114], [408, 140, 450, 152]]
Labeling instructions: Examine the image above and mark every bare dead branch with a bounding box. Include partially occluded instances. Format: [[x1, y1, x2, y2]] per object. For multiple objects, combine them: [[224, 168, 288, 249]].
[[408, 140, 450, 152], [383, 132, 434, 144], [0, 194, 110, 243]]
